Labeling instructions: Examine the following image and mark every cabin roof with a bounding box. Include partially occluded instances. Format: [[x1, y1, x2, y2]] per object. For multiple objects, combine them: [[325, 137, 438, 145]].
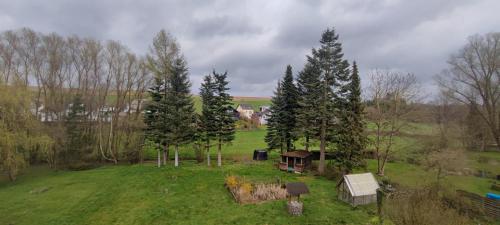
[[281, 150, 312, 158], [341, 173, 380, 197], [286, 182, 309, 196]]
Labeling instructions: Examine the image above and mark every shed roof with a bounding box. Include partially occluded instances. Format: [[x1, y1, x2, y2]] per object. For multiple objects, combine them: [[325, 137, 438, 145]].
[[281, 150, 312, 158], [286, 182, 310, 196], [342, 173, 380, 197]]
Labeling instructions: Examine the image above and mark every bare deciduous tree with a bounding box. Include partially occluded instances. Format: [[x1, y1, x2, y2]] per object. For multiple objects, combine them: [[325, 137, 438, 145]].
[[366, 70, 420, 176], [437, 33, 500, 150]]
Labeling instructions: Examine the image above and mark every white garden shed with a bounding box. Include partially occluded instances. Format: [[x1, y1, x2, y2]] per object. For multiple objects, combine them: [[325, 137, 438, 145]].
[[337, 173, 380, 206]]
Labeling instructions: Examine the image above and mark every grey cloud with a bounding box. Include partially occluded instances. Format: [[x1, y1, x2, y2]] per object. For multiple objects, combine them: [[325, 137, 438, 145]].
[[0, 0, 499, 97]]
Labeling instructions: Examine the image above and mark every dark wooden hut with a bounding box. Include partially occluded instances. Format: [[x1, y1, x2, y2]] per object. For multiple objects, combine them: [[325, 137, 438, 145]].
[[279, 150, 312, 173]]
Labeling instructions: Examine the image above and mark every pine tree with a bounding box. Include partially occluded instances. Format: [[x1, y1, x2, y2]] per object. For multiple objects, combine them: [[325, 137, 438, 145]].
[[212, 71, 235, 167], [163, 57, 195, 167], [266, 81, 285, 152], [144, 76, 167, 167], [296, 62, 322, 151], [65, 94, 93, 163], [308, 28, 350, 174], [200, 73, 217, 166], [280, 65, 299, 151], [334, 61, 366, 173]]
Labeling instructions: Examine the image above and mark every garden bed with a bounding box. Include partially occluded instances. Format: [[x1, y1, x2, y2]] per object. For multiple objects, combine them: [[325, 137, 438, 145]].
[[225, 175, 287, 204]]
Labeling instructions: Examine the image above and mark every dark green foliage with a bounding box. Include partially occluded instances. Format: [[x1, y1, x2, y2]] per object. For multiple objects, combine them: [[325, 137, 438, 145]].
[[297, 27, 351, 174], [144, 77, 165, 145], [212, 71, 235, 144], [163, 58, 196, 146], [199, 73, 217, 157], [295, 62, 322, 150], [198, 70, 236, 166], [266, 65, 299, 152], [265, 81, 284, 151], [333, 61, 367, 173], [65, 94, 93, 163], [311, 28, 350, 139], [280, 65, 299, 151]]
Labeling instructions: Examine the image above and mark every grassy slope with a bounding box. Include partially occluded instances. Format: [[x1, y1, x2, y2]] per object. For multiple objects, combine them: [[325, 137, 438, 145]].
[[1, 118, 499, 224], [0, 162, 373, 225]]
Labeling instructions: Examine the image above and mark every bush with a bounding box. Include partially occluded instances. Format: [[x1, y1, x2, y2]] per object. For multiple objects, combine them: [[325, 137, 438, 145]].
[[492, 183, 500, 191], [477, 156, 490, 163], [226, 175, 239, 189], [66, 162, 97, 171], [384, 185, 472, 225]]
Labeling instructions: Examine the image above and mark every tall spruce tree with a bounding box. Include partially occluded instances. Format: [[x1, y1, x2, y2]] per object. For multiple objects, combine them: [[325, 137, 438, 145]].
[[266, 81, 285, 152], [334, 61, 366, 173], [266, 65, 299, 152], [163, 57, 195, 167], [280, 65, 299, 151], [144, 76, 173, 167], [212, 71, 235, 167], [308, 28, 350, 174], [295, 62, 322, 151], [199, 73, 217, 166]]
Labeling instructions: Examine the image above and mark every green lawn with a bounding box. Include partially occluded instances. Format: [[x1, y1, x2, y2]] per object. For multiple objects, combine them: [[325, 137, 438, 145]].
[[2, 122, 499, 224], [0, 162, 374, 225]]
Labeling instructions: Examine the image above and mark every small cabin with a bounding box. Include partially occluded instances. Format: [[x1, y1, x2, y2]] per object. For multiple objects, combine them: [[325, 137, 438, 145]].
[[279, 150, 312, 173], [337, 173, 380, 206]]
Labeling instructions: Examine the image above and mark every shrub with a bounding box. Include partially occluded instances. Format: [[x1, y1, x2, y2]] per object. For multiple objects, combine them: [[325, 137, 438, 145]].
[[225, 175, 239, 189], [384, 185, 471, 225], [477, 156, 490, 163], [66, 162, 97, 171]]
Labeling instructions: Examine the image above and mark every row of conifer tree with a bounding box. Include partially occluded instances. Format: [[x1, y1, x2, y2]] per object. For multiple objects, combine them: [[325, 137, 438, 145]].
[[265, 28, 366, 174]]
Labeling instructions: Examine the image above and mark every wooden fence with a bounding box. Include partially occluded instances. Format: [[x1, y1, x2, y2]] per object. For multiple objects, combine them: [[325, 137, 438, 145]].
[[456, 190, 500, 220]]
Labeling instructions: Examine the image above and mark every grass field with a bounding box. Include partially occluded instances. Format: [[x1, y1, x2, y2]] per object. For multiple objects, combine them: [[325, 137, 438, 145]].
[[0, 162, 375, 225], [1, 123, 499, 224]]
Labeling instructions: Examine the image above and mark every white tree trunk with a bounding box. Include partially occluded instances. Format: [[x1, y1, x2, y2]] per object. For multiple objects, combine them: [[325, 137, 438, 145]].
[[175, 145, 179, 167], [217, 141, 222, 167], [162, 145, 167, 165], [207, 149, 211, 166], [157, 149, 161, 168]]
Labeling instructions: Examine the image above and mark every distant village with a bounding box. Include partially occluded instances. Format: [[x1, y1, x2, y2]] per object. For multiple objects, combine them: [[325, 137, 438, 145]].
[[32, 100, 272, 126]]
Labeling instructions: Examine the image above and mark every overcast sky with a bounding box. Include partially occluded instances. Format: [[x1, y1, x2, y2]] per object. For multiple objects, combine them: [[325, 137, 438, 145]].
[[1, 0, 499, 97]]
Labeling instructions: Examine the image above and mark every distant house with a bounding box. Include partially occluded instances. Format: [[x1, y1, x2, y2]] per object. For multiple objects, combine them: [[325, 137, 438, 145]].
[[337, 173, 380, 206], [259, 105, 270, 112], [251, 108, 271, 125], [236, 104, 254, 119]]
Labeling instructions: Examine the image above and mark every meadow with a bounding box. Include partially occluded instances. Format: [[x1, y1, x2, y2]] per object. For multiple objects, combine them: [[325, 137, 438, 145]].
[[1, 124, 499, 225]]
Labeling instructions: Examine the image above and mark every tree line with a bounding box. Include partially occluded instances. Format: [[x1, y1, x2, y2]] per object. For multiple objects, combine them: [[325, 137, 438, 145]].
[[0, 28, 152, 180], [0, 28, 237, 180], [1, 27, 498, 181], [143, 30, 235, 168], [265, 28, 500, 176]]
